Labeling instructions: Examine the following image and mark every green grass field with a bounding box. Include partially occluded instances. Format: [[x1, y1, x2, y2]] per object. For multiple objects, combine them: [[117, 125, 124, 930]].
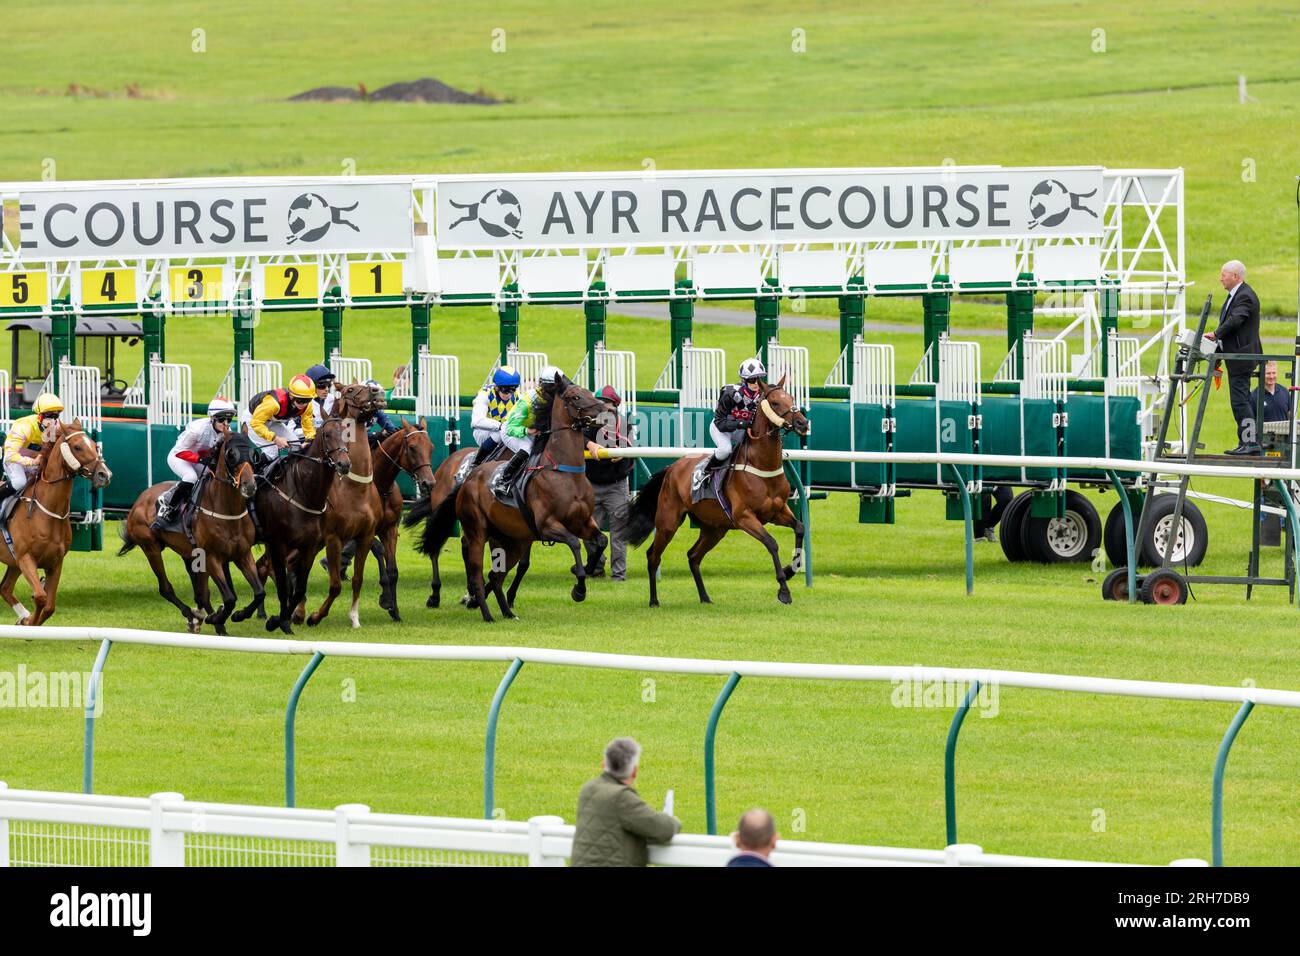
[[2, 1, 1299, 866]]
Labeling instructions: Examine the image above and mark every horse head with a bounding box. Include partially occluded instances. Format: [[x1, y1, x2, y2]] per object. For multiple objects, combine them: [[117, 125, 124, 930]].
[[334, 382, 377, 419], [51, 418, 113, 488], [220, 433, 260, 499], [315, 417, 352, 477], [399, 418, 436, 496], [759, 375, 810, 438], [552, 375, 607, 431]]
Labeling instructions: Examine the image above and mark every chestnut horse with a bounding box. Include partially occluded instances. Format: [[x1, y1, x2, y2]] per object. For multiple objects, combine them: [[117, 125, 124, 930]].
[[624, 377, 810, 606], [118, 433, 261, 634], [369, 419, 436, 621], [0, 419, 113, 625], [412, 376, 605, 622]]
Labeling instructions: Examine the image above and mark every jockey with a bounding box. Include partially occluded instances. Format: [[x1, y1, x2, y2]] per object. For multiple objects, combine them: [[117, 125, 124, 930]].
[[305, 363, 337, 429], [469, 365, 521, 466], [491, 365, 563, 494], [0, 393, 64, 502], [248, 374, 317, 460], [152, 397, 236, 527], [706, 357, 766, 476]]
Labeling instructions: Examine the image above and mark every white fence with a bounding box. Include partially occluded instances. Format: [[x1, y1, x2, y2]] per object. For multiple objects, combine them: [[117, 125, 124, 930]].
[[0, 786, 1203, 868], [327, 348, 373, 386], [216, 354, 283, 419], [766, 340, 809, 412], [0, 368, 10, 432], [415, 347, 460, 425], [487, 345, 549, 391], [579, 344, 638, 429], [1021, 334, 1069, 403], [147, 359, 193, 429], [43, 359, 102, 433]]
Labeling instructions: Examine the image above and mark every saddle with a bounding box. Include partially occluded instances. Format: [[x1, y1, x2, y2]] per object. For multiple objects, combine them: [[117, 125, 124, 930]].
[[491, 450, 543, 509], [691, 455, 736, 523], [154, 476, 210, 539], [455, 443, 506, 487], [0, 493, 21, 526]]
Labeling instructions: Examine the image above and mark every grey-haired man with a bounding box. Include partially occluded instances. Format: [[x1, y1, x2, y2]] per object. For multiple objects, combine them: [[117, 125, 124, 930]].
[[571, 737, 680, 867]]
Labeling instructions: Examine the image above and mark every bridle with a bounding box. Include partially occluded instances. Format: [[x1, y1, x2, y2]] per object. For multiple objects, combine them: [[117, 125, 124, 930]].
[[746, 388, 801, 442], [38, 427, 104, 485], [213, 437, 256, 495], [536, 383, 604, 439], [377, 427, 435, 486]]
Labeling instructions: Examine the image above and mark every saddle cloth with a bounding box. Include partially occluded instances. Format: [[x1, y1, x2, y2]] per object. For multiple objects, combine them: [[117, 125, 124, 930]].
[[490, 450, 543, 509], [155, 476, 210, 537], [690, 457, 735, 523]]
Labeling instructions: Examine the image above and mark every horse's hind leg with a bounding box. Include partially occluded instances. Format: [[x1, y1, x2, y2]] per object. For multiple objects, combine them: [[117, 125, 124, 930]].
[[343, 531, 375, 629], [229, 550, 266, 623], [505, 545, 532, 608], [206, 559, 238, 635], [306, 536, 344, 628], [1, 564, 28, 622], [185, 563, 211, 629], [736, 512, 792, 605], [687, 524, 727, 605], [646, 500, 686, 609], [142, 547, 198, 627], [486, 537, 519, 620], [460, 527, 493, 623]]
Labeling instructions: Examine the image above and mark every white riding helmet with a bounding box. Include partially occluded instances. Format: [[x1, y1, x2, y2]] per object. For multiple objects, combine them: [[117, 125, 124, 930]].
[[738, 357, 766, 381], [538, 365, 564, 388], [208, 396, 236, 418]]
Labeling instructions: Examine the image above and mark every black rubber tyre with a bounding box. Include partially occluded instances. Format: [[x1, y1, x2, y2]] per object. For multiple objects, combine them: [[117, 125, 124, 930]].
[[1023, 491, 1103, 564], [998, 491, 1035, 562], [1139, 568, 1189, 605], [1101, 567, 1131, 601], [1138, 495, 1209, 568], [1103, 501, 1134, 569]]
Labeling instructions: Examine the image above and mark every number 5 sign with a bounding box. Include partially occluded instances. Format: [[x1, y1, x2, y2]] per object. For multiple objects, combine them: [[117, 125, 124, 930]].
[[0, 270, 50, 310]]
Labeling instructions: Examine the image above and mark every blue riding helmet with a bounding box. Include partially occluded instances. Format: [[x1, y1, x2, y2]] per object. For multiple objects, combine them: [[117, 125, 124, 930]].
[[306, 363, 335, 386], [492, 365, 521, 389]]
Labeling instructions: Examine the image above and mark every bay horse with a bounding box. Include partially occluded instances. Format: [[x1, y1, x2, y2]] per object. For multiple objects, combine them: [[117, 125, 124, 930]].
[[249, 416, 351, 634], [369, 419, 436, 621], [117, 432, 261, 635], [624, 377, 810, 606], [0, 419, 113, 625], [412, 376, 606, 623], [402, 439, 528, 611]]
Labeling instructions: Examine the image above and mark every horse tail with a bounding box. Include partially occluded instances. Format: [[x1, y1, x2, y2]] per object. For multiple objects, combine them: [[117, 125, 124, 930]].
[[116, 520, 137, 556], [402, 492, 433, 529], [624, 468, 669, 548], [415, 487, 462, 558]]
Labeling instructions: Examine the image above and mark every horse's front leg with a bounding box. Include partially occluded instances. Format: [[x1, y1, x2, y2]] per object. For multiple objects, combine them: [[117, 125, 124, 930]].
[[30, 561, 63, 626], [771, 502, 806, 582], [543, 522, 588, 604], [735, 511, 792, 605]]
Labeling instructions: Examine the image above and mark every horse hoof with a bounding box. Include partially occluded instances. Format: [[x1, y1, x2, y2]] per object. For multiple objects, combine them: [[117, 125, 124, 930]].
[[648, 601, 659, 609], [700, 596, 712, 605], [388, 610, 402, 622], [187, 619, 202, 634], [230, 611, 247, 623], [571, 586, 586, 603], [292, 612, 305, 625], [265, 617, 279, 632], [256, 609, 267, 620], [426, 595, 440, 609], [306, 616, 320, 628], [777, 590, 792, 605]]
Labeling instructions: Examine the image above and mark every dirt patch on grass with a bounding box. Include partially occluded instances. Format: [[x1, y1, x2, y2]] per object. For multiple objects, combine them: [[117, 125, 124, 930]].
[[289, 77, 503, 105]]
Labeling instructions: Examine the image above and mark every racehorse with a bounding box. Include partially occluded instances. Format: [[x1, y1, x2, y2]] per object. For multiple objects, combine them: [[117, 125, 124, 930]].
[[294, 382, 385, 628], [624, 377, 810, 606], [402, 440, 528, 611], [117, 433, 261, 634], [369, 419, 436, 621], [248, 416, 352, 634], [0, 419, 112, 626], [411, 376, 606, 623]]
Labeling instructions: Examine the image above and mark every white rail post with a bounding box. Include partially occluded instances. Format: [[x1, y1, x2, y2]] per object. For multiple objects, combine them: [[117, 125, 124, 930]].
[[944, 842, 982, 866], [335, 803, 372, 867], [149, 792, 186, 867], [0, 781, 8, 868], [527, 815, 565, 867]]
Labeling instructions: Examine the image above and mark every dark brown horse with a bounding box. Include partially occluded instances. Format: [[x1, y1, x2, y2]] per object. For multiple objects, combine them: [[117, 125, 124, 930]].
[[369, 419, 436, 620], [118, 432, 261, 634], [624, 377, 810, 606], [0, 420, 112, 625], [412, 376, 606, 622], [252, 416, 352, 634]]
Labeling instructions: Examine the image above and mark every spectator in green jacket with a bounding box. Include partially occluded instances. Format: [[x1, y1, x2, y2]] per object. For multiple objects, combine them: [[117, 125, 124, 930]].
[[571, 737, 680, 867]]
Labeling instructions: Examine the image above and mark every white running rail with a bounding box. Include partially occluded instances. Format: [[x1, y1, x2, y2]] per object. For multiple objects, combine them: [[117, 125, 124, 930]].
[[415, 347, 459, 423], [0, 785, 1201, 868]]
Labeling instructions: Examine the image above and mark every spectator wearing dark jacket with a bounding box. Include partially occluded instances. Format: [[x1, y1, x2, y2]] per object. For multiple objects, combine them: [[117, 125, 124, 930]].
[[726, 808, 778, 867], [571, 737, 680, 867], [583, 387, 634, 581], [1206, 260, 1263, 454]]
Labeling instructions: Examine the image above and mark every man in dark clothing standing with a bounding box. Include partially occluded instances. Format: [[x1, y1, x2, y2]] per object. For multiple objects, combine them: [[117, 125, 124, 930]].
[[571, 737, 680, 867], [1250, 361, 1292, 425], [583, 386, 634, 581], [726, 808, 779, 867], [1205, 260, 1263, 455]]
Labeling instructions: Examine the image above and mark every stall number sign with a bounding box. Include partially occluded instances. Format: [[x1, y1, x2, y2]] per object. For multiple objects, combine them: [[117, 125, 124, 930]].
[[349, 261, 402, 298], [264, 263, 320, 301], [81, 268, 137, 306], [0, 271, 49, 308], [168, 266, 226, 304]]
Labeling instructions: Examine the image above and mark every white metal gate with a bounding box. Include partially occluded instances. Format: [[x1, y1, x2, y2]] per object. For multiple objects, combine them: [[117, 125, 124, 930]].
[[1021, 334, 1069, 402], [0, 369, 10, 433], [851, 340, 896, 408], [936, 336, 981, 406], [328, 348, 373, 386], [581, 345, 638, 429], [680, 343, 725, 410], [46, 359, 102, 433], [766, 339, 809, 412], [486, 345, 550, 391], [147, 359, 193, 428], [416, 347, 460, 425]]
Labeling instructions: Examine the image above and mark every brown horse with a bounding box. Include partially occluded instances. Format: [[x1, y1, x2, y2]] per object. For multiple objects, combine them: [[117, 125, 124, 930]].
[[118, 432, 261, 634], [369, 419, 436, 621], [252, 416, 352, 634], [403, 440, 530, 611], [412, 376, 606, 622], [0, 419, 113, 625], [295, 382, 386, 628], [624, 377, 810, 606]]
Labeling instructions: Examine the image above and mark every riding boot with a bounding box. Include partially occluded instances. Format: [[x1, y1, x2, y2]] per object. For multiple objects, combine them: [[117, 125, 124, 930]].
[[470, 442, 494, 467], [0, 481, 13, 504], [152, 481, 192, 529], [492, 450, 528, 495]]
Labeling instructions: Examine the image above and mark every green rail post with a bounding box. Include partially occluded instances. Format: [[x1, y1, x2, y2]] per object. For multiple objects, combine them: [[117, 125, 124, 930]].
[[922, 284, 951, 382], [783, 460, 813, 586], [49, 297, 76, 392], [1273, 480, 1300, 611], [410, 301, 430, 396], [231, 289, 256, 405], [498, 283, 520, 364], [584, 283, 607, 391], [82, 639, 113, 794], [322, 287, 343, 364], [284, 652, 324, 808], [1006, 273, 1035, 380], [1099, 283, 1120, 377], [669, 279, 695, 385], [947, 464, 974, 595], [485, 658, 524, 819], [755, 279, 780, 364], [837, 290, 865, 383], [1211, 700, 1255, 866], [944, 679, 981, 845], [704, 672, 742, 835], [1106, 470, 1138, 602]]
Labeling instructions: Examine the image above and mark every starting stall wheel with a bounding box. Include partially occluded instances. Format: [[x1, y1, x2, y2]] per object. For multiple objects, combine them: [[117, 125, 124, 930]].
[[1138, 568, 1189, 605], [1101, 568, 1142, 602]]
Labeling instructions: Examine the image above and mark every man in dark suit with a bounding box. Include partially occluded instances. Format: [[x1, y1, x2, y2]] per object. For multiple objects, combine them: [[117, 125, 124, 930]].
[[1205, 260, 1263, 454], [726, 808, 778, 867]]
